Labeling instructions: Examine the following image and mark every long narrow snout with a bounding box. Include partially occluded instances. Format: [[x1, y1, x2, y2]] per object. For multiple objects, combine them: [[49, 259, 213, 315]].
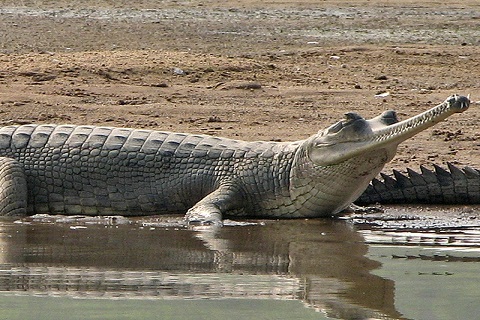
[[369, 94, 470, 147], [311, 94, 470, 166]]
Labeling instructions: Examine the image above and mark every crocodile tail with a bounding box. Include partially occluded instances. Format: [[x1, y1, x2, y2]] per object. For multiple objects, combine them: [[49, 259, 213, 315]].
[[355, 163, 480, 205]]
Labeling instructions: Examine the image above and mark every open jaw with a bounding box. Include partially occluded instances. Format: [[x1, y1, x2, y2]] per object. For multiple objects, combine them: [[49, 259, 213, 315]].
[[309, 94, 470, 166]]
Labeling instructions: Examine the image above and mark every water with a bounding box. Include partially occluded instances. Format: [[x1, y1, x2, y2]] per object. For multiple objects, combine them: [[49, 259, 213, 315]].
[[368, 245, 480, 320], [0, 208, 479, 320]]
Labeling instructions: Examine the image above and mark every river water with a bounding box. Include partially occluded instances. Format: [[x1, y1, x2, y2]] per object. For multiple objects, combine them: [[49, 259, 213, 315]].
[[0, 206, 479, 320]]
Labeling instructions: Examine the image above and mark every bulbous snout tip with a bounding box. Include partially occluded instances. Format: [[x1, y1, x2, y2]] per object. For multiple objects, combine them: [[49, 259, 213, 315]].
[[448, 94, 470, 113]]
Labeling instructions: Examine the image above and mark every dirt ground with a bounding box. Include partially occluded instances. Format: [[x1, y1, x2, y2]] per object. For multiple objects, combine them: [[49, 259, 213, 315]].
[[0, 0, 479, 173]]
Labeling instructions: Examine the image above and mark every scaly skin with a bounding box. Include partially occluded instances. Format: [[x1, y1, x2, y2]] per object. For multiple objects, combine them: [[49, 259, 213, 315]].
[[357, 163, 480, 205], [0, 95, 470, 225]]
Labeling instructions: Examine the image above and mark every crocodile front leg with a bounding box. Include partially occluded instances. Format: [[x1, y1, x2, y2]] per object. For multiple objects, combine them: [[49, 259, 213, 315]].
[[185, 184, 242, 226], [0, 157, 28, 216]]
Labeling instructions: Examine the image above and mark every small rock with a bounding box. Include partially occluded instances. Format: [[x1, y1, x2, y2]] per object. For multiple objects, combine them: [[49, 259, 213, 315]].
[[151, 83, 168, 88], [173, 67, 185, 75], [189, 76, 200, 83], [375, 75, 388, 81], [213, 81, 262, 90], [374, 91, 390, 98], [32, 73, 56, 82], [207, 116, 222, 123], [234, 82, 262, 90]]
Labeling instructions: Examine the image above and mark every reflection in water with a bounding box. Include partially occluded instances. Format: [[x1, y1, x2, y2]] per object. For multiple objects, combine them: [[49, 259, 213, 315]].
[[368, 245, 480, 320], [0, 216, 401, 319], [357, 205, 480, 320]]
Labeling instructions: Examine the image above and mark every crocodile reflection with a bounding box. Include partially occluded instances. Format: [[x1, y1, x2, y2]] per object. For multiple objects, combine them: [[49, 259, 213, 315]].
[[0, 217, 402, 319]]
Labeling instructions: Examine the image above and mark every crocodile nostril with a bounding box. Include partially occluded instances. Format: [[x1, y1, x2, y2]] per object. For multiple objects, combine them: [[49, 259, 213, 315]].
[[380, 110, 399, 125]]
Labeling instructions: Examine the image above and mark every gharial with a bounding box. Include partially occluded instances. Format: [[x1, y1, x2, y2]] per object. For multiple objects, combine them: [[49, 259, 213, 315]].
[[0, 94, 472, 225]]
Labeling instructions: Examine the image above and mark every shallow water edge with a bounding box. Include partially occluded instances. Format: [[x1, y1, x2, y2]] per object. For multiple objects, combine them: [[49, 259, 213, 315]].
[[0, 205, 479, 319]]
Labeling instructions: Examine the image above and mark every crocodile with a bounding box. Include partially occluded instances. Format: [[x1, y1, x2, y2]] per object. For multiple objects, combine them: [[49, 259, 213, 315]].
[[0, 94, 470, 225]]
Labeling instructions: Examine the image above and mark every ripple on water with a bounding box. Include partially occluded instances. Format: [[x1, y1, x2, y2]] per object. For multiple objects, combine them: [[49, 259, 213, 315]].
[[353, 205, 480, 261]]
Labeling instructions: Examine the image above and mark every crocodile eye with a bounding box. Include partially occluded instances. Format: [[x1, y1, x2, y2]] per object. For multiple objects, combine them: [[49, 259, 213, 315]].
[[327, 121, 344, 134], [344, 112, 362, 122]]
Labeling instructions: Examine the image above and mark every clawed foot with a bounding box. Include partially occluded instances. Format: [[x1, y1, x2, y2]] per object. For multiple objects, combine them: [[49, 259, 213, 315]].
[[346, 203, 384, 214], [185, 205, 223, 227]]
